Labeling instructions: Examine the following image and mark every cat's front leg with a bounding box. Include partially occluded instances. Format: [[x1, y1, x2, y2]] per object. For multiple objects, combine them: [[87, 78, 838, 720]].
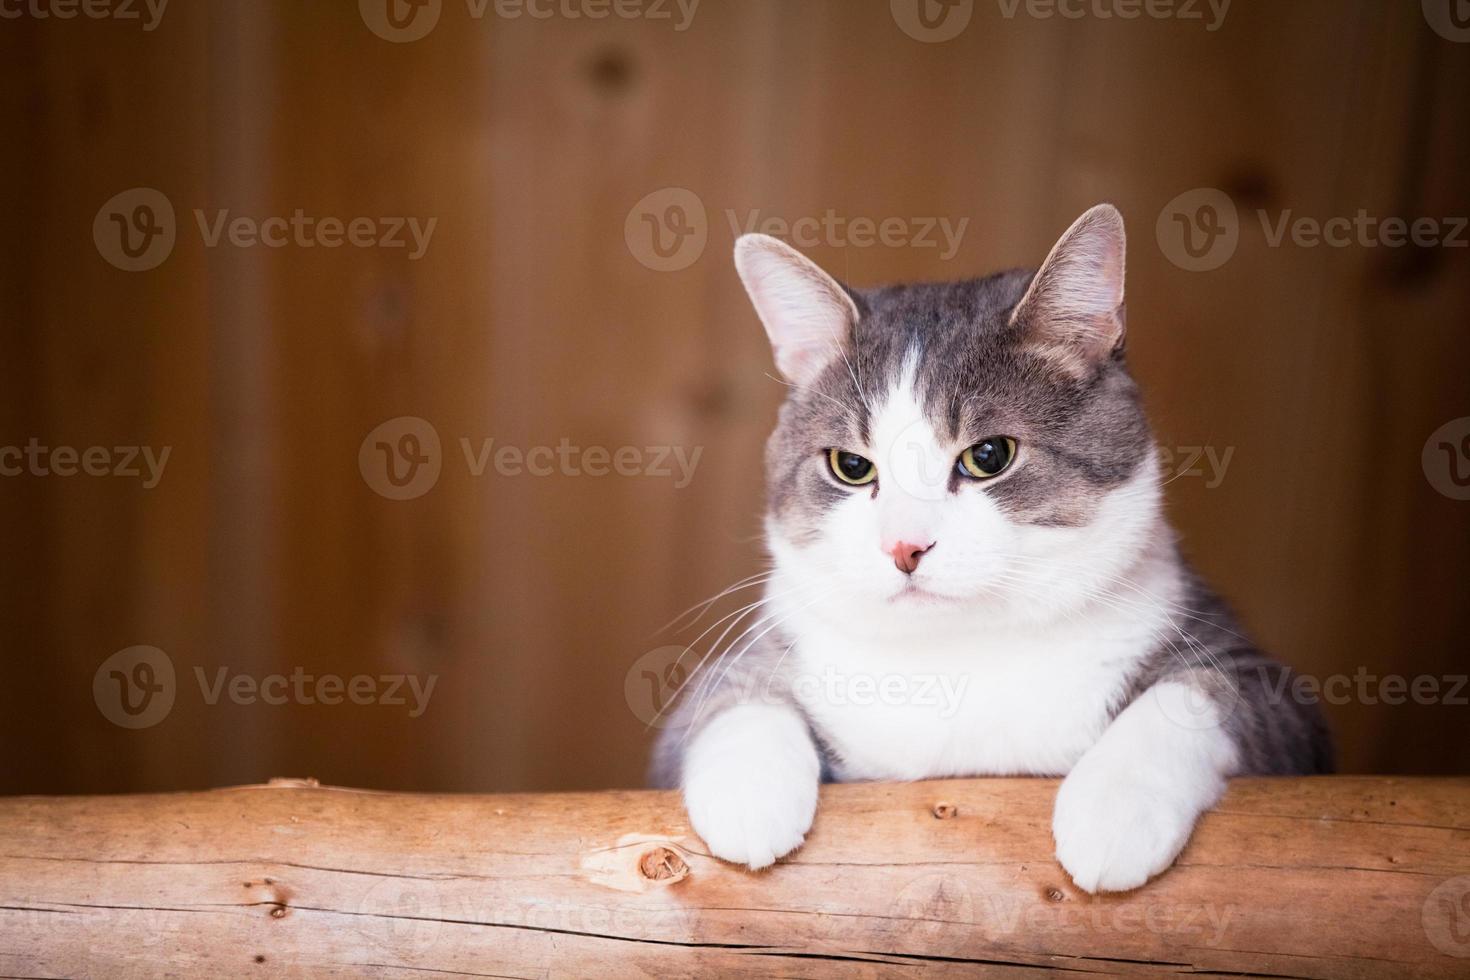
[[1052, 679, 1239, 893], [680, 703, 821, 869]]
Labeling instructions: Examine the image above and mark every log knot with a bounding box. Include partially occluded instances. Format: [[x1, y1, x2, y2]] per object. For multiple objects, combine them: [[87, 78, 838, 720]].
[[638, 846, 689, 883]]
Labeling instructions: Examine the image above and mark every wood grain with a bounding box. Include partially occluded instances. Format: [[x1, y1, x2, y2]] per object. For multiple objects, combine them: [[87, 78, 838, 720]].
[[1, 0, 1466, 797], [3, 777, 1468, 978]]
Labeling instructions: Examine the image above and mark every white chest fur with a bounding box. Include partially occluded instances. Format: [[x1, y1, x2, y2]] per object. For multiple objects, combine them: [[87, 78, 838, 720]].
[[784, 594, 1171, 782]]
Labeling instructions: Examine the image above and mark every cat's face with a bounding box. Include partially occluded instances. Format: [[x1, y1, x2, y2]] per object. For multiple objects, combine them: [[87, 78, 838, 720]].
[[737, 206, 1163, 633]]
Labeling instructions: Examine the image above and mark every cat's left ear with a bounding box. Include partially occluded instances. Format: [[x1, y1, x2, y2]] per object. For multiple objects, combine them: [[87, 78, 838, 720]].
[[734, 233, 859, 386], [1009, 204, 1127, 375]]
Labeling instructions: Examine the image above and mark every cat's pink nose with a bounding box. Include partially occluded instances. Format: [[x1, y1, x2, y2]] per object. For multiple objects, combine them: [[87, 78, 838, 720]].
[[887, 540, 933, 574]]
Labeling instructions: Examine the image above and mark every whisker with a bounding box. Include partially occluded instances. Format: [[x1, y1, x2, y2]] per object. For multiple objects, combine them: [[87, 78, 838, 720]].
[[654, 569, 778, 636]]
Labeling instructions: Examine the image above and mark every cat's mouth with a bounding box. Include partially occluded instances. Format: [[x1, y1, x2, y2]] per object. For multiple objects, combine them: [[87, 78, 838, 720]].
[[889, 581, 963, 605]]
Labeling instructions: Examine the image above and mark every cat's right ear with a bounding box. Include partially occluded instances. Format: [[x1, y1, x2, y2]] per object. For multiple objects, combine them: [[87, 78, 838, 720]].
[[734, 234, 859, 387]]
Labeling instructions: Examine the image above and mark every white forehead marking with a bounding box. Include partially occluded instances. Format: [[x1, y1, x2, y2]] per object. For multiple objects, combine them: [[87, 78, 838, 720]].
[[871, 348, 950, 502]]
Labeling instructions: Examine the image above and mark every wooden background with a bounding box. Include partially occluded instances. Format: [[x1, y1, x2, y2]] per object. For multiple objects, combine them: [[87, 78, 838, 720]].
[[0, 0, 1466, 795]]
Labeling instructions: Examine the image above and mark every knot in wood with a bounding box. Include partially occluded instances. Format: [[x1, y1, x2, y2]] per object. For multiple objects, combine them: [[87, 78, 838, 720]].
[[638, 846, 689, 883]]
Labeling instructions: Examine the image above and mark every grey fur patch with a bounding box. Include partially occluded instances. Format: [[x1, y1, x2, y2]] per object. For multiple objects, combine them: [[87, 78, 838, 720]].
[[1107, 562, 1334, 775], [765, 270, 1151, 539]]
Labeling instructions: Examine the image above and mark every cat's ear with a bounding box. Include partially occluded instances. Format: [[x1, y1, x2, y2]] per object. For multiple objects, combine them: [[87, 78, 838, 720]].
[[1009, 204, 1127, 375], [734, 233, 859, 386]]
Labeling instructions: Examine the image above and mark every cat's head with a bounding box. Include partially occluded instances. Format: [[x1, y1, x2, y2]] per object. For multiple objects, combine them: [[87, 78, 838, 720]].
[[736, 205, 1164, 632]]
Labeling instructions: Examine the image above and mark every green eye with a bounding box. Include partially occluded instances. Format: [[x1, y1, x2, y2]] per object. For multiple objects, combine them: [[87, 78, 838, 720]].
[[959, 438, 1017, 479], [828, 449, 876, 486]]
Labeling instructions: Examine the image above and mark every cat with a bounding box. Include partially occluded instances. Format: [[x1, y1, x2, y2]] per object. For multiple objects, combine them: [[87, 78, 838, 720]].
[[650, 204, 1333, 893]]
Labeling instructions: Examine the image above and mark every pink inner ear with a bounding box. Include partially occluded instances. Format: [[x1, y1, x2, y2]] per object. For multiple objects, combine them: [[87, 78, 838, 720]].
[[735, 235, 857, 386], [1011, 207, 1127, 371], [1040, 211, 1125, 317], [775, 340, 834, 385]]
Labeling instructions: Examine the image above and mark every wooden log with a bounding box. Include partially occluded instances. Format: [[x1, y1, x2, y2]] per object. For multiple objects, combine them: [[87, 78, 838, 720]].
[[2, 777, 1467, 978]]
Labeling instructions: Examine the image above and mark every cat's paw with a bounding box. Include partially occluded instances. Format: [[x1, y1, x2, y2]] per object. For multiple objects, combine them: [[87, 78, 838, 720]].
[[1051, 758, 1205, 894], [681, 705, 820, 870]]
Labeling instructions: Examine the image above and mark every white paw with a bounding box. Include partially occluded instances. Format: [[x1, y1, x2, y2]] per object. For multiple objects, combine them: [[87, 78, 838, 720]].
[[1052, 756, 1209, 893], [681, 705, 820, 870]]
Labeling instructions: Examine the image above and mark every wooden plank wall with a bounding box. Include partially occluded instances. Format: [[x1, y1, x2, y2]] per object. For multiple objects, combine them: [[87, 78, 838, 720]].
[[0, 0, 1465, 794]]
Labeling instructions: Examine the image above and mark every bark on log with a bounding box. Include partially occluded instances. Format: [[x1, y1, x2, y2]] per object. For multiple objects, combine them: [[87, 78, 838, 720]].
[[2, 777, 1468, 978]]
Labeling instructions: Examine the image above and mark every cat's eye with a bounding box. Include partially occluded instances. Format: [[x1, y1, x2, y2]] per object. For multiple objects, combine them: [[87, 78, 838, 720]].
[[958, 438, 1017, 479], [828, 449, 877, 486]]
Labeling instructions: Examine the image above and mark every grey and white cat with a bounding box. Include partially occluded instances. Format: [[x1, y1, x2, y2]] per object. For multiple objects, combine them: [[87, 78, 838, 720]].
[[651, 204, 1332, 893]]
